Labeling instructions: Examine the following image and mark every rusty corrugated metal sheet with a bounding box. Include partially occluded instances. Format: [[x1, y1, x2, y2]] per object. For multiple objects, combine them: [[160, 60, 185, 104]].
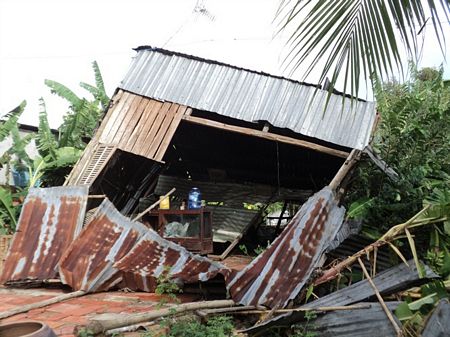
[[58, 199, 147, 292], [1, 186, 88, 283], [226, 187, 345, 308], [114, 230, 232, 292]]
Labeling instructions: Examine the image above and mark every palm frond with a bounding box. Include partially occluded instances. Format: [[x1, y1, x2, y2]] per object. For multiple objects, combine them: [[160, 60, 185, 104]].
[[36, 98, 57, 160], [45, 79, 83, 110], [277, 0, 450, 100], [0, 100, 26, 142]]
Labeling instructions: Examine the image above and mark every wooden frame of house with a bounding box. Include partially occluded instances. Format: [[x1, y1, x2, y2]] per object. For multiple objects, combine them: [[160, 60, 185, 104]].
[[65, 47, 377, 255]]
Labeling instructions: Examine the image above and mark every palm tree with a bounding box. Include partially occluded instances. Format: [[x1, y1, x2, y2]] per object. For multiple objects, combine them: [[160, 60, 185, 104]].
[[277, 0, 450, 100]]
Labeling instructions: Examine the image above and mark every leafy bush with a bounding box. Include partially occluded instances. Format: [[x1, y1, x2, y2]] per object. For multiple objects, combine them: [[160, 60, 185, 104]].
[[167, 315, 235, 337], [347, 66, 450, 241]]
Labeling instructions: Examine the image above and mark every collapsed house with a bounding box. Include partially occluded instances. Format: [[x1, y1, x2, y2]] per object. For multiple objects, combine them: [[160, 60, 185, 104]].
[[6, 47, 442, 336], [64, 47, 377, 252], [2, 47, 379, 290]]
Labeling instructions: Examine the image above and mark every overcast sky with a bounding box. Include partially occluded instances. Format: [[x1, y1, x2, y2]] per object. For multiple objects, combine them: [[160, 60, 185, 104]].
[[1, 0, 449, 128]]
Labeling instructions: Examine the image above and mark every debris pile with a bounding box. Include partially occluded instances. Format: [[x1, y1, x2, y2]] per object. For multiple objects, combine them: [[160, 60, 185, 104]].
[[1, 182, 446, 336]]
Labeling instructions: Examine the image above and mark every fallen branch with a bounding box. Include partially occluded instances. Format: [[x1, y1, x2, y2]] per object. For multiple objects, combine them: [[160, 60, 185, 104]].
[[0, 290, 86, 319], [208, 303, 371, 316], [314, 205, 443, 285], [75, 299, 235, 336], [358, 258, 402, 337]]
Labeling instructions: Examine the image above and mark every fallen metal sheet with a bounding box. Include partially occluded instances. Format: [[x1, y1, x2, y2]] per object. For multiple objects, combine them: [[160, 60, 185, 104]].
[[226, 187, 345, 308], [114, 230, 232, 292], [422, 299, 450, 337], [248, 259, 437, 331], [1, 186, 88, 283], [247, 302, 401, 337], [58, 199, 148, 292]]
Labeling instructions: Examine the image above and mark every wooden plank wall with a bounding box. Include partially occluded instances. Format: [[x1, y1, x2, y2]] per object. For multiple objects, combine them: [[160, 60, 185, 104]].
[[99, 90, 190, 162]]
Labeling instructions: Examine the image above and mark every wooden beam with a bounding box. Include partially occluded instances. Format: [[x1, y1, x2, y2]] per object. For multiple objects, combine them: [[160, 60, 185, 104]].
[[181, 115, 349, 158]]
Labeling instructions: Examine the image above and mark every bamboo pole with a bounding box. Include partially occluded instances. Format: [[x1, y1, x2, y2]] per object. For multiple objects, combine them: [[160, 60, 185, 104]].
[[0, 290, 86, 319], [199, 303, 371, 316], [314, 205, 436, 285], [357, 258, 402, 337], [76, 299, 235, 336]]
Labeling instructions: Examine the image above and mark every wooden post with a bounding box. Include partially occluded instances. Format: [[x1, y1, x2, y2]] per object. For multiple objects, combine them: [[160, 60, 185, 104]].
[[329, 149, 361, 193], [76, 299, 236, 336], [0, 290, 86, 319], [357, 258, 403, 336]]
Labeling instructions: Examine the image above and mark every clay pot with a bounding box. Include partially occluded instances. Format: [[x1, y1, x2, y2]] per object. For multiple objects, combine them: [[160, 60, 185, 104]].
[[0, 321, 57, 337]]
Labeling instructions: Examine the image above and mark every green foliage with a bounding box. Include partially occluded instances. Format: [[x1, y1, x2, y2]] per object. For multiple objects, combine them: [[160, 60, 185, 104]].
[[347, 67, 450, 241], [76, 328, 95, 337], [0, 61, 109, 230], [155, 265, 182, 307], [166, 315, 235, 337], [36, 60, 109, 186], [395, 281, 448, 336], [276, 0, 449, 104], [0, 101, 26, 142], [291, 311, 318, 337]]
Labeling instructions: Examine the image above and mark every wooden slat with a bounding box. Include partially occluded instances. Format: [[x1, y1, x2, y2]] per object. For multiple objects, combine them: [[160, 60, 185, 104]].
[[101, 92, 137, 144], [111, 95, 144, 145], [135, 102, 172, 156], [65, 141, 99, 185], [99, 90, 132, 144], [65, 90, 125, 186], [154, 106, 190, 161], [95, 89, 124, 141], [146, 103, 179, 159], [129, 100, 163, 153], [77, 144, 116, 185], [121, 99, 156, 152], [182, 115, 350, 158]]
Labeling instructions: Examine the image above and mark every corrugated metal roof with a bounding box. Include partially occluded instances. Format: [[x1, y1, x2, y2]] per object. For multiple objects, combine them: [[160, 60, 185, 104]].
[[226, 186, 345, 308], [307, 302, 401, 337], [114, 229, 231, 292], [120, 47, 377, 150], [1, 186, 88, 283], [58, 199, 148, 292], [247, 260, 437, 332]]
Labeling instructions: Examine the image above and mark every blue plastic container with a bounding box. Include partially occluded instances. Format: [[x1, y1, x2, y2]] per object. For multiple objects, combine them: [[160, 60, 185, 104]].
[[188, 187, 202, 209]]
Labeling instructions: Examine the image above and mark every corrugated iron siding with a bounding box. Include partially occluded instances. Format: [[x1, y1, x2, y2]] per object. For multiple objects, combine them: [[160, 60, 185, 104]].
[[226, 187, 345, 308], [247, 260, 437, 332], [98, 91, 190, 161], [1, 186, 88, 283], [120, 48, 377, 150], [114, 230, 231, 292], [58, 199, 148, 292]]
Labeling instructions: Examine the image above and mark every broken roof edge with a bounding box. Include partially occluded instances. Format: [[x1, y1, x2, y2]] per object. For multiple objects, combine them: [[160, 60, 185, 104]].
[[133, 45, 369, 102]]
